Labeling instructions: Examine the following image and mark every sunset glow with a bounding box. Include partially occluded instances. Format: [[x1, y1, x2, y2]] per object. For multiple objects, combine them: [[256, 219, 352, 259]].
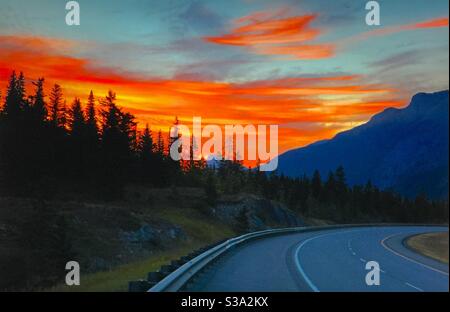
[[0, 1, 448, 157]]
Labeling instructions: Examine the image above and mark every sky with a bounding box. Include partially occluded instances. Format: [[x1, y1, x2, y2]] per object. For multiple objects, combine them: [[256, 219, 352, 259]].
[[0, 0, 448, 154]]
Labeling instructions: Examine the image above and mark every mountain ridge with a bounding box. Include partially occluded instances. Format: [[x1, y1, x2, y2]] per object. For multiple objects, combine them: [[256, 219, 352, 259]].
[[276, 90, 449, 199]]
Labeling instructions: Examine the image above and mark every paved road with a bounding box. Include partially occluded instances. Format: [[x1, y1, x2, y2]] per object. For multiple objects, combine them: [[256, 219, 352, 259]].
[[192, 226, 448, 292]]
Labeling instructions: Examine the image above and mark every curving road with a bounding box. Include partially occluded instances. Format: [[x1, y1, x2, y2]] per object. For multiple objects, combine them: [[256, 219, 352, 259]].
[[190, 226, 448, 292]]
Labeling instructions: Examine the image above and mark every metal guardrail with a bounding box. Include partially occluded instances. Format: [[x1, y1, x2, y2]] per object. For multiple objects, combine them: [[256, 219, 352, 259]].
[[145, 223, 446, 292], [148, 227, 307, 292]]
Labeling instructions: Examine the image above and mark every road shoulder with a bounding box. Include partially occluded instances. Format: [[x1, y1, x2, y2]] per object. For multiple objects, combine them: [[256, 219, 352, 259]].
[[405, 232, 449, 264], [381, 229, 449, 275]]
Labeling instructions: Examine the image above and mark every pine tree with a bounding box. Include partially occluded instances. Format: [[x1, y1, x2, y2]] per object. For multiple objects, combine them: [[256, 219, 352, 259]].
[[31, 78, 47, 123], [3, 71, 20, 117], [138, 124, 154, 184], [68, 98, 85, 136], [335, 166, 347, 207], [156, 129, 165, 156], [86, 90, 98, 134], [139, 124, 154, 158], [84, 90, 99, 167], [325, 171, 336, 202], [100, 90, 120, 132], [16, 72, 27, 112], [311, 170, 322, 199], [59, 100, 67, 129], [364, 180, 373, 192], [119, 112, 137, 152], [335, 166, 346, 188], [66, 97, 87, 183], [99, 90, 133, 197], [100, 91, 136, 162], [49, 84, 64, 127]]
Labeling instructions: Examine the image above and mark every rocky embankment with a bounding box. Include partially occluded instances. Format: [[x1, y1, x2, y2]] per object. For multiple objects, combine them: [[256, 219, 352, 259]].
[[213, 194, 304, 231]]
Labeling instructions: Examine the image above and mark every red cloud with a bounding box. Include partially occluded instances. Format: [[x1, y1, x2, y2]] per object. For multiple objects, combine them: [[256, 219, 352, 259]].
[[206, 14, 319, 46], [0, 35, 402, 154], [414, 17, 449, 29], [204, 9, 334, 60], [374, 16, 449, 36], [345, 16, 449, 44]]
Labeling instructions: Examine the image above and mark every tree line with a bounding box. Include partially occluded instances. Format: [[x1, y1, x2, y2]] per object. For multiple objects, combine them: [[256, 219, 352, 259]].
[[0, 71, 183, 199], [0, 71, 447, 223]]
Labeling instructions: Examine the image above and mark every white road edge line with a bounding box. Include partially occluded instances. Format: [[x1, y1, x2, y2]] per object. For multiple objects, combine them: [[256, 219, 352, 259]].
[[381, 233, 449, 276], [405, 282, 424, 292], [294, 235, 322, 292]]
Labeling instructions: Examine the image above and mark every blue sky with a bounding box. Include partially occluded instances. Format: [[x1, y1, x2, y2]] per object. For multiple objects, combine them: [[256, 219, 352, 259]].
[[1, 0, 447, 87]]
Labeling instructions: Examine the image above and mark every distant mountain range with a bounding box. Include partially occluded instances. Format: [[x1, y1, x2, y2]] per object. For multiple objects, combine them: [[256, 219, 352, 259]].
[[276, 90, 449, 199]]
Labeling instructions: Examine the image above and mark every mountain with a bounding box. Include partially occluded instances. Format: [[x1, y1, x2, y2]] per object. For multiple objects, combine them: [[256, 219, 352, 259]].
[[276, 90, 449, 199]]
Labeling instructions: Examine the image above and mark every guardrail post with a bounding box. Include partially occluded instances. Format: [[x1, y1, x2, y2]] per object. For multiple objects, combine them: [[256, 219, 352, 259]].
[[128, 280, 152, 292]]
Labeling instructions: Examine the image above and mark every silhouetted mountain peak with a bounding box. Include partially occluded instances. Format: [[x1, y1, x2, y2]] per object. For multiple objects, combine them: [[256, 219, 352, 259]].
[[410, 90, 449, 106], [277, 90, 449, 199]]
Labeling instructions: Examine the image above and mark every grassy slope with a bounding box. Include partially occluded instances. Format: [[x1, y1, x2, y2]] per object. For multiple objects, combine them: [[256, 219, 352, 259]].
[[50, 202, 235, 292], [5, 187, 308, 292], [406, 232, 449, 264]]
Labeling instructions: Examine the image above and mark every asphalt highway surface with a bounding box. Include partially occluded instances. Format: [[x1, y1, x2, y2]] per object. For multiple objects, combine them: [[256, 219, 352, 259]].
[[192, 226, 448, 292]]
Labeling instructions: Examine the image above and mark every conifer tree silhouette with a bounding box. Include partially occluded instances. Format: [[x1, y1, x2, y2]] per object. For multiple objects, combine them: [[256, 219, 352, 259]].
[[49, 84, 64, 128]]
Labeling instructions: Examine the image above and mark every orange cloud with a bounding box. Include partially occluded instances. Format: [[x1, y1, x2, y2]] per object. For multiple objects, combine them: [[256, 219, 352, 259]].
[[206, 14, 319, 46], [373, 16, 448, 36], [0, 35, 403, 155], [414, 17, 449, 29], [204, 9, 334, 60], [0, 35, 75, 52], [255, 44, 334, 60], [345, 16, 449, 44]]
